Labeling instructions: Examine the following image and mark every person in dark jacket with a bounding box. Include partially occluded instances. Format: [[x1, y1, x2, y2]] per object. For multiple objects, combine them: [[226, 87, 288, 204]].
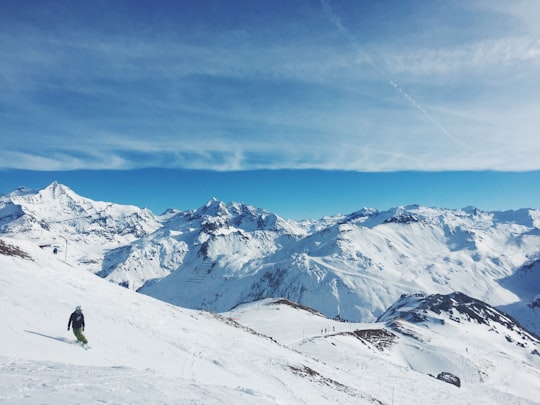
[[67, 306, 88, 344]]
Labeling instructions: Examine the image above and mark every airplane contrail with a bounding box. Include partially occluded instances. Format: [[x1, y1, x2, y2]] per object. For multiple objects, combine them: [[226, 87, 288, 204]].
[[320, 0, 473, 151]]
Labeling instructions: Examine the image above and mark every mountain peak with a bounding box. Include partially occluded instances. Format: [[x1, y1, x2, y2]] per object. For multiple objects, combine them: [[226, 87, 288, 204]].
[[204, 197, 219, 207], [201, 198, 228, 216], [41, 181, 78, 200], [378, 292, 540, 345]]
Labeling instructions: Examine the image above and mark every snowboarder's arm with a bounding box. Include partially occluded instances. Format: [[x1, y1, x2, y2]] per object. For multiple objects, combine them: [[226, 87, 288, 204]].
[[67, 314, 72, 330]]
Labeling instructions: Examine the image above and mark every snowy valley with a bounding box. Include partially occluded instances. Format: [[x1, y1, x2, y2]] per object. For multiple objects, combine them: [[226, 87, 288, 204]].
[[1, 182, 539, 403]]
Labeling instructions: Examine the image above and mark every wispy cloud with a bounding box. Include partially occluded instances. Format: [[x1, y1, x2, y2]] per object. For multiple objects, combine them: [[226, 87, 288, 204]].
[[1, 1, 539, 172], [384, 36, 540, 76]]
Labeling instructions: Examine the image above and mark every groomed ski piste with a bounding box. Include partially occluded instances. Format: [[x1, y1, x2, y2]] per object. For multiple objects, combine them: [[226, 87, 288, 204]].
[[1, 237, 539, 404]]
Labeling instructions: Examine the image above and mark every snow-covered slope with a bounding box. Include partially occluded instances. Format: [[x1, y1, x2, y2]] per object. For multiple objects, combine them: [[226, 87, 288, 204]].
[[1, 183, 539, 336], [0, 238, 374, 404], [230, 296, 540, 403], [1, 238, 539, 404]]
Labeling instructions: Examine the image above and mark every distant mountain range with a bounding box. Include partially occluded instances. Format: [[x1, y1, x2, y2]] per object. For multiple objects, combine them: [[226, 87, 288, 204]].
[[1, 182, 539, 335]]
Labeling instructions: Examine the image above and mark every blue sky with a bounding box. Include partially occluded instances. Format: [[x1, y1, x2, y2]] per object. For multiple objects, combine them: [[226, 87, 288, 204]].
[[1, 1, 539, 219]]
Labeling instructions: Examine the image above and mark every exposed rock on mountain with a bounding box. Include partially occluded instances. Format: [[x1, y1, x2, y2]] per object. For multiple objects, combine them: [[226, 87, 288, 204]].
[[378, 292, 540, 350]]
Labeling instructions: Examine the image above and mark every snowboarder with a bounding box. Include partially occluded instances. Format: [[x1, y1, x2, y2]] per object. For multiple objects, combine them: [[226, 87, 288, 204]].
[[67, 306, 88, 345]]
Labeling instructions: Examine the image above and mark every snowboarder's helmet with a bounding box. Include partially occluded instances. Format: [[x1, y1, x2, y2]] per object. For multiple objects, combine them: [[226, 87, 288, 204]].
[[75, 306, 82, 312]]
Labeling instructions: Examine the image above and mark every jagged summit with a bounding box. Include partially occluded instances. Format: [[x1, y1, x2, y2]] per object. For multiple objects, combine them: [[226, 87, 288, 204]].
[[178, 197, 305, 235], [200, 197, 227, 216], [0, 182, 161, 253], [377, 292, 540, 346], [6, 181, 81, 210], [43, 180, 73, 196]]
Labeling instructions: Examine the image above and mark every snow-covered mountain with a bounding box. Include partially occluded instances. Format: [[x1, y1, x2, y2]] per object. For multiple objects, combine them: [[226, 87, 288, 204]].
[[1, 182, 539, 337], [0, 182, 161, 272], [1, 238, 539, 403]]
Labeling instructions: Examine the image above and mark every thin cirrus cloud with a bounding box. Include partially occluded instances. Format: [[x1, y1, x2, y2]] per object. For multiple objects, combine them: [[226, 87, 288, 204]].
[[384, 37, 540, 76], [0, 0, 539, 172]]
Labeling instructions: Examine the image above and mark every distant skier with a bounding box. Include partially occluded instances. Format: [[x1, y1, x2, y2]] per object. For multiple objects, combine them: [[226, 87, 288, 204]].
[[67, 306, 88, 345]]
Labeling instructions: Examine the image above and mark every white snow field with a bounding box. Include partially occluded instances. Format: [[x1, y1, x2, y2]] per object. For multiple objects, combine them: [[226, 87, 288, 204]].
[[1, 237, 539, 404]]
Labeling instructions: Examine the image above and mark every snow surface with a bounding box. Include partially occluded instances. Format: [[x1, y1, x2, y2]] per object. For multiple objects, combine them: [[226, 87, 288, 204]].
[[1, 238, 539, 404]]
